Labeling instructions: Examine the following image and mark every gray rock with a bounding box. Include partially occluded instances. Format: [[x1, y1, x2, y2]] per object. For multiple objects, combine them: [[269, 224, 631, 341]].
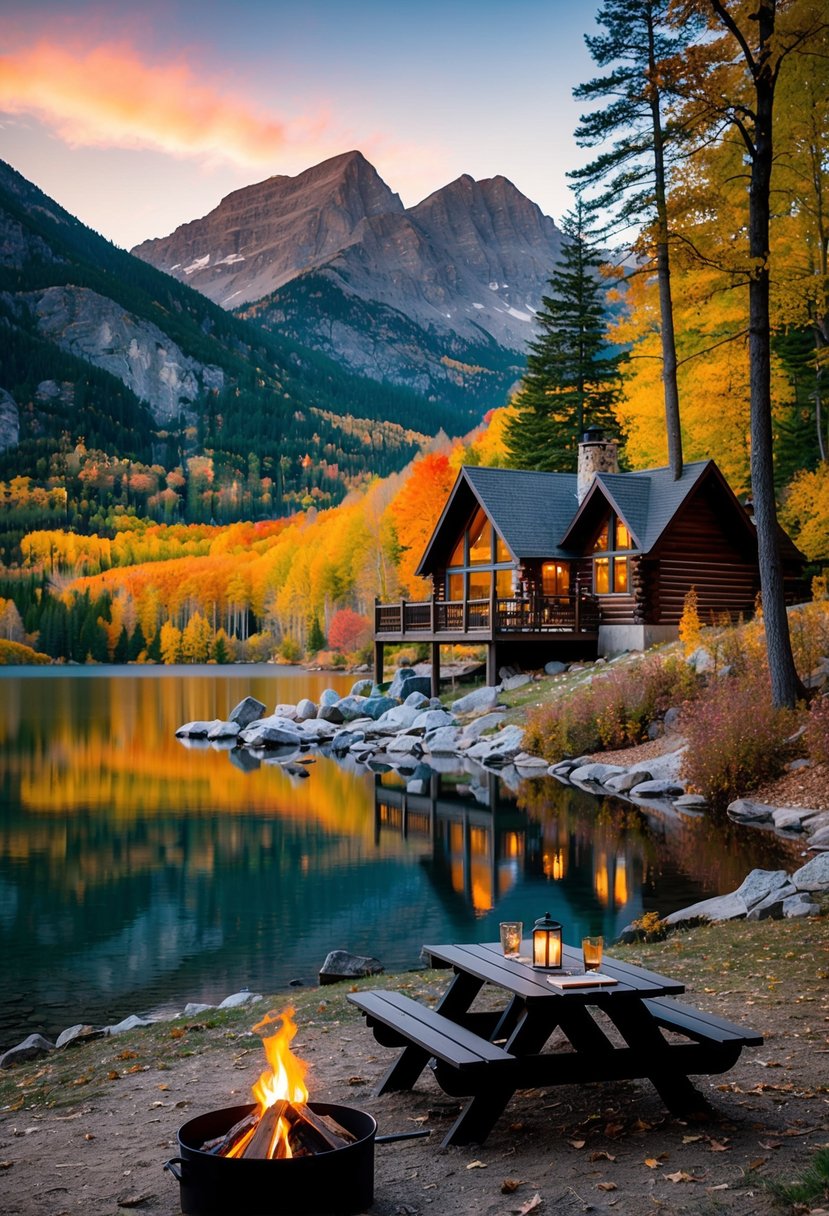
[[501, 673, 531, 690], [630, 778, 686, 798], [228, 696, 267, 728], [465, 724, 524, 763], [783, 893, 822, 918], [319, 688, 341, 707], [422, 726, 460, 754], [646, 720, 664, 740], [183, 1003, 214, 1016], [335, 695, 369, 722], [412, 708, 456, 732], [404, 690, 430, 709], [673, 793, 708, 809], [295, 698, 318, 720], [450, 685, 500, 714], [788, 758, 812, 772], [350, 679, 374, 697], [109, 1014, 153, 1034], [361, 695, 399, 720], [218, 991, 263, 1009], [176, 719, 224, 739], [207, 720, 240, 740], [0, 1033, 55, 1068], [0, 388, 20, 453], [570, 762, 626, 785], [387, 668, 431, 700], [318, 704, 345, 724], [792, 852, 829, 892], [735, 869, 791, 909], [604, 769, 654, 793], [544, 660, 568, 675], [230, 749, 261, 773], [274, 703, 299, 720], [663, 706, 682, 732], [319, 950, 384, 985], [242, 724, 302, 748], [513, 752, 549, 768], [459, 711, 507, 745], [746, 883, 797, 920], [282, 762, 311, 779], [376, 704, 420, 730], [773, 809, 806, 832], [664, 892, 748, 925], [810, 825, 829, 847], [55, 1023, 103, 1049], [386, 734, 424, 756], [331, 729, 366, 754], [687, 646, 714, 673], [727, 798, 775, 824]]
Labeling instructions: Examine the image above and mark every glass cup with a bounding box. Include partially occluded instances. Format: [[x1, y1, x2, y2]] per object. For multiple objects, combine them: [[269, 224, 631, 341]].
[[582, 935, 603, 972], [499, 921, 523, 957]]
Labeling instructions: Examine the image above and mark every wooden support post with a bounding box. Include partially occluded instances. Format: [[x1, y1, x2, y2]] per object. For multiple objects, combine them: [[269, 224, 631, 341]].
[[431, 641, 440, 698], [400, 598, 407, 636], [575, 593, 581, 633], [374, 640, 384, 688], [486, 643, 497, 687], [430, 593, 436, 633], [489, 577, 496, 634]]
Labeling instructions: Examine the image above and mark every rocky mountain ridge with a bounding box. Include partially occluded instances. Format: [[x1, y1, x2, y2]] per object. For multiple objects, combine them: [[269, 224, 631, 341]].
[[133, 151, 565, 407]]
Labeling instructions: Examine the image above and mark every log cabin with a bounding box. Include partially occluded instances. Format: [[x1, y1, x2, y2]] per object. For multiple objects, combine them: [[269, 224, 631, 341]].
[[373, 428, 806, 693]]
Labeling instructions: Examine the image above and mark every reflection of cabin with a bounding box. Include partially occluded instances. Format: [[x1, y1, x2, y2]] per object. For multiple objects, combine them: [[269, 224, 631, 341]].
[[374, 429, 805, 691]]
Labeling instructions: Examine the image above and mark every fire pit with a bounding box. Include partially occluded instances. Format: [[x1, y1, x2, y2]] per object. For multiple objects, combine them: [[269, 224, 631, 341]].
[[163, 1007, 424, 1216], [166, 1100, 377, 1216]]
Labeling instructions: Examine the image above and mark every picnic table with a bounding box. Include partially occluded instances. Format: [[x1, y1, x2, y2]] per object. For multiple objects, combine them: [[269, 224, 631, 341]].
[[348, 941, 762, 1147]]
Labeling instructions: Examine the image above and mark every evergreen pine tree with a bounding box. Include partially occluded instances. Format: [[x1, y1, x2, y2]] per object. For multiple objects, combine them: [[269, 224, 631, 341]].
[[307, 613, 326, 654], [113, 625, 130, 663], [505, 197, 623, 471], [569, 0, 701, 480], [211, 630, 230, 664], [128, 621, 147, 661], [146, 629, 162, 663]]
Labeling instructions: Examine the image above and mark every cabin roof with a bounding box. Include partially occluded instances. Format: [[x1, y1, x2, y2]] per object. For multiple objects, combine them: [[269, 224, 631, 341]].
[[463, 466, 580, 559]]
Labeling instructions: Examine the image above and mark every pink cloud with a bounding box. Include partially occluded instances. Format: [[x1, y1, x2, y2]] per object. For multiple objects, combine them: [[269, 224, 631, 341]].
[[0, 40, 309, 165]]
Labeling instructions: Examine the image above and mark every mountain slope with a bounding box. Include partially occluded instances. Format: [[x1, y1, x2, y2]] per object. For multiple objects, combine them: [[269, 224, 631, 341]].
[[132, 154, 565, 409], [0, 160, 461, 508]]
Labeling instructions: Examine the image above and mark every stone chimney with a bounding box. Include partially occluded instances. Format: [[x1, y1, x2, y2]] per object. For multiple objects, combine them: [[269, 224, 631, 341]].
[[577, 426, 619, 504]]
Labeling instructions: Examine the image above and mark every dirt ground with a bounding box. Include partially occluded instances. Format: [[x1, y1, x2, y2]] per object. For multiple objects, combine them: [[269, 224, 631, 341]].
[[1, 919, 828, 1216]]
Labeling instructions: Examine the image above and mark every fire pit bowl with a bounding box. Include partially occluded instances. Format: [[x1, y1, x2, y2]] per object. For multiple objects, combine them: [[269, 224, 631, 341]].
[[165, 1101, 377, 1216]]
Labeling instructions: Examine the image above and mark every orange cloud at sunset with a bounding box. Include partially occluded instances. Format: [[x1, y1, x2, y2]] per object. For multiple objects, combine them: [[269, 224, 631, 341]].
[[0, 40, 316, 165]]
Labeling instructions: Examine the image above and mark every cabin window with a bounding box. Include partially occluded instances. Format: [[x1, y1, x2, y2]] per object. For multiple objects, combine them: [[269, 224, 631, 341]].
[[445, 504, 516, 606], [542, 562, 571, 596], [468, 509, 491, 564], [592, 514, 634, 595]]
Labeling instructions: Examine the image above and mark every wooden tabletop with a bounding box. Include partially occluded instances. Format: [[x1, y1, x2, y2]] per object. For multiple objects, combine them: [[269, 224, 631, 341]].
[[422, 941, 685, 1002]]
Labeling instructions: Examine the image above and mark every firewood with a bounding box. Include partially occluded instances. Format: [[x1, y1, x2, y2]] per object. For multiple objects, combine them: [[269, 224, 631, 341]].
[[287, 1103, 355, 1151], [240, 1100, 289, 1159], [202, 1111, 259, 1156]]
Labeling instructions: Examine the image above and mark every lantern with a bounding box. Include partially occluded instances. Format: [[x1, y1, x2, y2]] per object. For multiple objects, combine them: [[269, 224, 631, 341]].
[[532, 912, 562, 969]]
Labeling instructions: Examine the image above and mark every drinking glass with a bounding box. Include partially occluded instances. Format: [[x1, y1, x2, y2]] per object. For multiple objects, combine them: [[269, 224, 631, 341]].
[[499, 921, 523, 957], [582, 935, 603, 972]]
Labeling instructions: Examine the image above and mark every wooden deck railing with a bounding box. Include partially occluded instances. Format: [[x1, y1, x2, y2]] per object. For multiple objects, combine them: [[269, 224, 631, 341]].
[[375, 594, 600, 636]]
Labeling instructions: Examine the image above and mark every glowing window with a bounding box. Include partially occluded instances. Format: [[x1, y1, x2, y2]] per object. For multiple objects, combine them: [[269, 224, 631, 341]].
[[495, 532, 510, 563], [468, 569, 490, 599], [449, 534, 465, 566], [593, 521, 610, 552], [468, 508, 491, 564], [594, 557, 610, 594], [615, 520, 632, 550], [614, 557, 629, 593], [542, 562, 570, 596], [496, 568, 514, 597], [448, 572, 464, 601]]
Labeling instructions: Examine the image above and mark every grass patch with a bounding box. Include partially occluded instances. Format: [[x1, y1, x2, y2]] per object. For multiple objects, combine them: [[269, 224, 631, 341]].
[[766, 1146, 829, 1207]]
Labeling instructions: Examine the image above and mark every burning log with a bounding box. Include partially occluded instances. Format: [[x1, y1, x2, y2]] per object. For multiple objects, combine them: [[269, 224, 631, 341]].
[[239, 1100, 290, 1160], [287, 1103, 357, 1152], [201, 1111, 258, 1156]]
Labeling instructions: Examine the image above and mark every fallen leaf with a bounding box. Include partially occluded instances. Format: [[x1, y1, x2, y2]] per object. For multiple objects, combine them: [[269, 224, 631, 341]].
[[106, 1071, 120, 1081], [604, 1121, 625, 1138], [707, 1184, 729, 1191], [346, 1076, 366, 1086], [644, 1158, 660, 1169], [665, 1171, 701, 1184], [466, 1160, 487, 1170], [632, 1118, 653, 1132], [116, 1049, 138, 1060], [515, 1193, 543, 1214], [116, 1195, 152, 1209], [682, 1134, 704, 1144], [747, 1158, 768, 1171], [568, 1139, 586, 1150], [83, 1133, 94, 1142], [157, 1084, 169, 1092], [502, 1178, 523, 1193], [589, 1151, 616, 1162], [597, 1181, 618, 1191], [708, 1140, 730, 1153], [0, 1162, 13, 1170], [169, 1028, 186, 1040]]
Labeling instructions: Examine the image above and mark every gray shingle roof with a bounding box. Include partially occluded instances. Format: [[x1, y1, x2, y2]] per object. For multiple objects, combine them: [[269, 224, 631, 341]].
[[590, 461, 710, 551], [461, 466, 580, 559]]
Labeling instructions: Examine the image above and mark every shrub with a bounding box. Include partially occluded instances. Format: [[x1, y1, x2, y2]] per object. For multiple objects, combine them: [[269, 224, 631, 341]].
[[328, 609, 371, 654], [0, 639, 51, 665], [278, 635, 303, 662], [678, 587, 702, 655], [681, 670, 798, 809], [805, 694, 829, 766]]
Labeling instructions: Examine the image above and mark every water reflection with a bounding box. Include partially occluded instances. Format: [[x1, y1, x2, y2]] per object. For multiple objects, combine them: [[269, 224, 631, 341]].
[[0, 669, 800, 1048]]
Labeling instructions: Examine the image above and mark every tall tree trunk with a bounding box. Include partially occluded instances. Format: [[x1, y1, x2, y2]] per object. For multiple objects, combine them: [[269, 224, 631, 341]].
[[745, 1, 804, 709], [647, 5, 683, 479]]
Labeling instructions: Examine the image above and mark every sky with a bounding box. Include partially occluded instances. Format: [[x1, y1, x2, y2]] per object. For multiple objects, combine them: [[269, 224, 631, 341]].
[[0, 0, 603, 250]]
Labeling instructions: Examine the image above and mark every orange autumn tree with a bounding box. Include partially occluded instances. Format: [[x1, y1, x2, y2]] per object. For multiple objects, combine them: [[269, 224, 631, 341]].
[[386, 451, 458, 599]]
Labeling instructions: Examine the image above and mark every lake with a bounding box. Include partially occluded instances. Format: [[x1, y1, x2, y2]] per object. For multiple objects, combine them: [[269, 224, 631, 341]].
[[0, 666, 798, 1050]]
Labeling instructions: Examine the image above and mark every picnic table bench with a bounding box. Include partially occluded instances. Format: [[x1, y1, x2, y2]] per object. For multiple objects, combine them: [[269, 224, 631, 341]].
[[348, 941, 762, 1147]]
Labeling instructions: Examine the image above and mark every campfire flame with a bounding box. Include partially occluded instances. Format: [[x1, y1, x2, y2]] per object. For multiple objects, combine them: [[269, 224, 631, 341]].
[[226, 1007, 309, 1159]]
